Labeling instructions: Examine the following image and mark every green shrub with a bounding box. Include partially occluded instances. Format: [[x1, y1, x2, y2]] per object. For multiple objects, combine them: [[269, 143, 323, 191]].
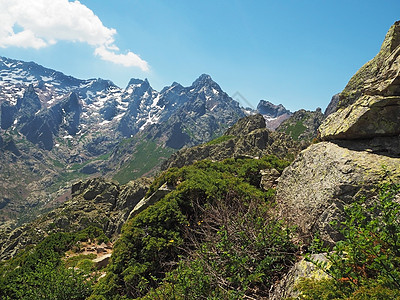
[[92, 156, 295, 299], [65, 253, 97, 268], [284, 121, 307, 140], [296, 183, 400, 299], [73, 225, 109, 244]]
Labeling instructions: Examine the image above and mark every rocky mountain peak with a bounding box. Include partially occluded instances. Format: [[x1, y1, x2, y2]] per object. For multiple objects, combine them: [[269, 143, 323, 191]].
[[225, 114, 266, 137], [324, 93, 340, 117], [256, 100, 292, 130], [126, 78, 149, 88], [192, 73, 212, 85], [257, 100, 291, 118], [380, 20, 400, 54], [17, 84, 41, 112], [160, 81, 184, 94], [191, 74, 221, 92]]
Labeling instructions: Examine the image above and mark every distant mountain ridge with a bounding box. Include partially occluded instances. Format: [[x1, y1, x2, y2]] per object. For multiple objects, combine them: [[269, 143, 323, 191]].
[[0, 56, 246, 153], [257, 100, 292, 130], [0, 56, 248, 229]]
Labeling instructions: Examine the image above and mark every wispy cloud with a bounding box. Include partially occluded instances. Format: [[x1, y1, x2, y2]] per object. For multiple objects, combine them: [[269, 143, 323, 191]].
[[0, 0, 149, 71]]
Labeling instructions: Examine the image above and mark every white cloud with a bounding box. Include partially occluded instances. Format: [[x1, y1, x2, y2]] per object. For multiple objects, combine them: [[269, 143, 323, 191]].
[[0, 0, 149, 70], [95, 46, 149, 71]]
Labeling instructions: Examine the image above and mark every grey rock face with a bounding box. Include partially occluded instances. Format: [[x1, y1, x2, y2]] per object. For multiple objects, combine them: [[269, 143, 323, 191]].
[[142, 74, 245, 149], [260, 168, 280, 190], [162, 114, 304, 170], [270, 253, 330, 300], [225, 113, 266, 136], [277, 108, 325, 141], [257, 100, 291, 118], [19, 92, 82, 150], [276, 141, 400, 245], [256, 100, 293, 130], [324, 93, 340, 117], [129, 182, 174, 219], [0, 102, 17, 129]]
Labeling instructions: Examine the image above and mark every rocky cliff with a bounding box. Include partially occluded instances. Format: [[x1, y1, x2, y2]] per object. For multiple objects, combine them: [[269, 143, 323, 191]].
[[276, 21, 400, 247], [319, 21, 400, 140], [257, 100, 292, 130]]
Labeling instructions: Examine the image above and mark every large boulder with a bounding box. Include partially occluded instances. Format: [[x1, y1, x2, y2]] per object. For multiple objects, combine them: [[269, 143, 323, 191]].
[[274, 20, 400, 298], [276, 141, 400, 245], [319, 95, 400, 140], [319, 21, 400, 140]]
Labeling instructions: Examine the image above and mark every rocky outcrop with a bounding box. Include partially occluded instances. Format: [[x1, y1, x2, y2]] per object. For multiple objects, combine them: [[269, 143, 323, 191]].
[[128, 182, 174, 218], [276, 141, 400, 245], [260, 168, 280, 190], [142, 74, 245, 149], [257, 100, 291, 118], [277, 108, 324, 141], [257, 100, 292, 130], [19, 92, 82, 150], [1, 84, 41, 130], [276, 21, 400, 247], [319, 95, 400, 140], [162, 114, 305, 170], [225, 113, 266, 136], [320, 21, 400, 140]]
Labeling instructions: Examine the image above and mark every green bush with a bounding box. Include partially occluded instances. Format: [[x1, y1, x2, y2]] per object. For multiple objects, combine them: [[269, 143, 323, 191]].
[[92, 156, 295, 299], [145, 196, 297, 299], [296, 183, 400, 299]]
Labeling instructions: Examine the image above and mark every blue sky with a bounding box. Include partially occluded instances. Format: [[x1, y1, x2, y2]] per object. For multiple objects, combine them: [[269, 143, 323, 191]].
[[1, 1, 399, 112]]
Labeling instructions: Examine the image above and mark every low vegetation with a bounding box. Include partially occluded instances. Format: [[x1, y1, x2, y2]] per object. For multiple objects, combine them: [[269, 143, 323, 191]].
[[205, 134, 235, 145], [283, 121, 307, 141], [296, 183, 400, 299], [0, 226, 108, 300], [113, 140, 175, 184], [90, 155, 297, 299]]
